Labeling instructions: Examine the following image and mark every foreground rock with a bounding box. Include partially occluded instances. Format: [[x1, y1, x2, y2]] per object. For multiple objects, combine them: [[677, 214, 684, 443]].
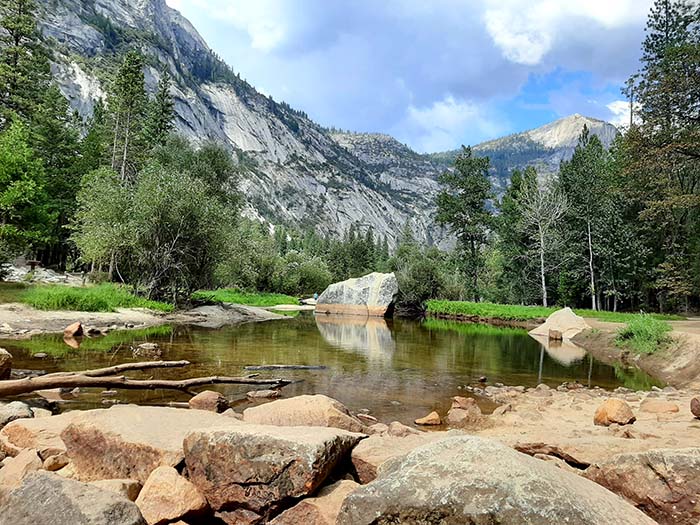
[[60, 405, 238, 482], [446, 396, 483, 428], [315, 272, 398, 317], [0, 348, 12, 379], [0, 471, 145, 525], [242, 394, 365, 432], [90, 479, 142, 501], [135, 466, 208, 525], [0, 400, 33, 429], [0, 448, 42, 489], [183, 424, 363, 521], [338, 436, 655, 524], [594, 398, 636, 426], [414, 411, 441, 426], [0, 410, 83, 458], [529, 307, 590, 339], [188, 390, 228, 413], [690, 397, 700, 418], [585, 448, 700, 525], [269, 480, 358, 525]]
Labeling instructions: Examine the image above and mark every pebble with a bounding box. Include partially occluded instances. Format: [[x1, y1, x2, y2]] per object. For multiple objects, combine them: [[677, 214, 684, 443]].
[[32, 353, 48, 359]]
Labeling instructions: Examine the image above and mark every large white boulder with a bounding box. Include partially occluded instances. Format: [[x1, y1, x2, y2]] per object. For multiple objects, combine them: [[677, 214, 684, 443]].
[[529, 307, 590, 340], [315, 272, 398, 317]]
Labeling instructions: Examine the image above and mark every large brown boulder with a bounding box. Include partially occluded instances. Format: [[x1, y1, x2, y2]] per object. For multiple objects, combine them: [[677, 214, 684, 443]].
[[0, 410, 83, 459], [337, 436, 655, 525], [315, 272, 398, 317], [0, 471, 145, 525], [594, 398, 636, 426], [242, 394, 365, 432], [0, 348, 12, 379], [585, 448, 700, 525], [60, 405, 238, 482], [269, 480, 359, 525], [183, 424, 363, 521], [135, 466, 208, 525]]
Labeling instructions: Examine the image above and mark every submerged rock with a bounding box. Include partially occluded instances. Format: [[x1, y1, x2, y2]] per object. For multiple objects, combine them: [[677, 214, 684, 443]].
[[315, 272, 398, 317], [585, 447, 700, 525], [0, 471, 145, 525], [337, 436, 655, 525]]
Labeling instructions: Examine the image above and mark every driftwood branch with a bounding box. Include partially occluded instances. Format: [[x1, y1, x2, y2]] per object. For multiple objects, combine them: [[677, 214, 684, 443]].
[[0, 360, 291, 397]]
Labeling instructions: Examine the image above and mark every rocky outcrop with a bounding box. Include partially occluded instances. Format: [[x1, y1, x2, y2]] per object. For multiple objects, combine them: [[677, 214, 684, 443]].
[[315, 272, 398, 317], [337, 436, 655, 524], [183, 424, 363, 520], [242, 394, 366, 433], [269, 480, 358, 525], [135, 466, 208, 525], [585, 448, 700, 525], [60, 405, 238, 482], [0, 471, 146, 525], [529, 307, 590, 340]]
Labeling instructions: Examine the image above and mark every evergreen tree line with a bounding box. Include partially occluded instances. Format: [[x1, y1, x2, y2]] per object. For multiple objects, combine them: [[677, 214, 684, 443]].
[[436, 0, 700, 314]]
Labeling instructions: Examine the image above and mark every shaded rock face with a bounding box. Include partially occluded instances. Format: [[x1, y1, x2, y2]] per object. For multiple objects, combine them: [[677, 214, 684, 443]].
[[0, 471, 146, 525], [338, 436, 655, 525], [242, 394, 365, 433], [585, 448, 700, 525], [315, 273, 398, 317], [183, 424, 363, 520], [60, 405, 238, 482], [0, 348, 12, 379]]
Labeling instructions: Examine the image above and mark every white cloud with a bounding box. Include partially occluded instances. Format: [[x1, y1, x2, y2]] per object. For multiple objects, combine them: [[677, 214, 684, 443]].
[[606, 99, 642, 128], [483, 0, 652, 65], [396, 96, 505, 152]]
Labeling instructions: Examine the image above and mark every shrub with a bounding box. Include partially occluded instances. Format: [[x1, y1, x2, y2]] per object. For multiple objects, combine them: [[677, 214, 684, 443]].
[[22, 284, 173, 312], [191, 289, 299, 307], [615, 314, 672, 354]]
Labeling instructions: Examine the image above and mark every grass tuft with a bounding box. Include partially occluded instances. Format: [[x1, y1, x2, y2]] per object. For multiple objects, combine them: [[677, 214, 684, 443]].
[[615, 314, 673, 355], [22, 284, 173, 313], [192, 289, 299, 307], [426, 300, 684, 323]]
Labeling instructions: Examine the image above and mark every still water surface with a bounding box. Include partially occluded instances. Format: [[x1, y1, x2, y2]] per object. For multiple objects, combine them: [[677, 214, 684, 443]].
[[1, 313, 659, 423]]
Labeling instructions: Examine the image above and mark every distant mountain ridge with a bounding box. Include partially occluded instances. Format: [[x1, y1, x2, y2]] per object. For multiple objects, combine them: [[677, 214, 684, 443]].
[[37, 0, 618, 246]]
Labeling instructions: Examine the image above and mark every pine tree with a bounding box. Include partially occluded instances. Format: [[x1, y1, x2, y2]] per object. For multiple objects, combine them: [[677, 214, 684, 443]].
[[143, 69, 174, 149], [108, 50, 147, 181], [0, 0, 51, 127], [436, 146, 493, 301]]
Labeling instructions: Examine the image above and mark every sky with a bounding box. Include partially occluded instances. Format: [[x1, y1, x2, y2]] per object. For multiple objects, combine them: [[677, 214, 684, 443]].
[[165, 0, 652, 153]]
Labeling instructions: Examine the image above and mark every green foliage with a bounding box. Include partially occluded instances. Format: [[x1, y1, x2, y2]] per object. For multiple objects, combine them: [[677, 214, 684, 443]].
[[0, 282, 27, 303], [422, 318, 527, 336], [426, 300, 683, 323], [616, 314, 673, 354], [21, 283, 173, 312], [191, 289, 299, 307], [142, 69, 175, 149]]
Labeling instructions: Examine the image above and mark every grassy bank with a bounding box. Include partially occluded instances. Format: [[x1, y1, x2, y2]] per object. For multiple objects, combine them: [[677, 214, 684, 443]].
[[191, 289, 299, 307], [616, 314, 673, 354], [426, 300, 684, 323], [21, 284, 173, 313]]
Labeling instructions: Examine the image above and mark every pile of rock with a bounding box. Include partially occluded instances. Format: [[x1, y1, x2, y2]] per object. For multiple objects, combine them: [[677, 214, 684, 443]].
[[0, 392, 696, 524]]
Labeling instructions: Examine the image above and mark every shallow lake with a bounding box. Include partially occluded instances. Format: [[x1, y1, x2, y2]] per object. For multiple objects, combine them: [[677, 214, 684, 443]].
[[1, 313, 660, 422]]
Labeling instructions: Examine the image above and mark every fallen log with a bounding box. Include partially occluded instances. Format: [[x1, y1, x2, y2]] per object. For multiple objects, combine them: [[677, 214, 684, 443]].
[[0, 374, 292, 397], [244, 364, 327, 371], [0, 360, 291, 397]]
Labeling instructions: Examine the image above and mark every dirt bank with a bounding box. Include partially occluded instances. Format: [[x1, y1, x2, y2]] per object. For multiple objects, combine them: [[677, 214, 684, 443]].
[[573, 318, 700, 389], [0, 302, 287, 339]]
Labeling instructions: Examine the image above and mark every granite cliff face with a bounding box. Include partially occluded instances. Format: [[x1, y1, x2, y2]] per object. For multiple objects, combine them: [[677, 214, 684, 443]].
[[37, 0, 617, 247]]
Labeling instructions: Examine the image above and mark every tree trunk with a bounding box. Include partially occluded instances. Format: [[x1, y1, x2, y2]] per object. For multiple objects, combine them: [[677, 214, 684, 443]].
[[538, 226, 547, 307], [111, 111, 121, 171], [586, 220, 597, 310], [120, 110, 132, 181]]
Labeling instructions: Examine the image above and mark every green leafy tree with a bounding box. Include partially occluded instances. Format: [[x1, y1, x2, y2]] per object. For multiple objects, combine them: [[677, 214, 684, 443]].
[[436, 146, 493, 301], [142, 69, 174, 149]]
